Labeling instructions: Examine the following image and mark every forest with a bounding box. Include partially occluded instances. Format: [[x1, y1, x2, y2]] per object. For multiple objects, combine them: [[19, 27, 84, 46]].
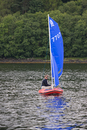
[[0, 0, 87, 59]]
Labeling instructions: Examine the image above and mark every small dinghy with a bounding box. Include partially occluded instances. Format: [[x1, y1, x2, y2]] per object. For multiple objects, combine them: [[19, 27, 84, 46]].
[[39, 15, 64, 95], [38, 87, 63, 95]]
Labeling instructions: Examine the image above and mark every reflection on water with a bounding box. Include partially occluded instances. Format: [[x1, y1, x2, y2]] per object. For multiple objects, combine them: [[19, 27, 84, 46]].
[[38, 95, 66, 129], [37, 95, 83, 130], [0, 63, 87, 130]]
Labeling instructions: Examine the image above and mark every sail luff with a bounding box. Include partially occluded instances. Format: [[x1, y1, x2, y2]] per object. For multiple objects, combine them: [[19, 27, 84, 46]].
[[48, 14, 53, 89]]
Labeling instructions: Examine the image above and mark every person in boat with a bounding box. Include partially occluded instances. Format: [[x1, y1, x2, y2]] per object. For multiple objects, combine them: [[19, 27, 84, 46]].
[[42, 75, 52, 89]]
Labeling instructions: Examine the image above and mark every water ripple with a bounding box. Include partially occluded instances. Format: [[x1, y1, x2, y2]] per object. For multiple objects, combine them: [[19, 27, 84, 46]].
[[0, 63, 87, 130]]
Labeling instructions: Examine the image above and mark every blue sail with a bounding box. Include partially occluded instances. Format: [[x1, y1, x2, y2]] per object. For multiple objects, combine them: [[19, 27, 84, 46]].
[[49, 16, 64, 87]]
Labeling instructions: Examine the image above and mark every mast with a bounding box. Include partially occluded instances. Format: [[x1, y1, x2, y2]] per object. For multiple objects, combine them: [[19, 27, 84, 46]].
[[48, 14, 53, 89]]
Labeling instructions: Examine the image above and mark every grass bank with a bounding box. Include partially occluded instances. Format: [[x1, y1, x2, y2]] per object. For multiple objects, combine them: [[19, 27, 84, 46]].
[[0, 58, 87, 63]]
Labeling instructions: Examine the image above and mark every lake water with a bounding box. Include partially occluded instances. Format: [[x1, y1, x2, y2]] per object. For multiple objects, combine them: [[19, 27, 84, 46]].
[[0, 63, 87, 130]]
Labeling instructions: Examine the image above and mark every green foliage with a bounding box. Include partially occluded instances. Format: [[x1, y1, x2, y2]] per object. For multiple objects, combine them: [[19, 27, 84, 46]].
[[58, 1, 82, 15], [43, 0, 63, 11], [0, 0, 87, 58], [72, 18, 87, 57]]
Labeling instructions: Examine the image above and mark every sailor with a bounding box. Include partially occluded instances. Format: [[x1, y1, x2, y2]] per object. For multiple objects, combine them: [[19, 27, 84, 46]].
[[42, 75, 52, 89]]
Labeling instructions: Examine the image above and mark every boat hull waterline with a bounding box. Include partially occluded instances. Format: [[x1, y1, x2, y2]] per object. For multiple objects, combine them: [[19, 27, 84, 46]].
[[38, 87, 63, 95]]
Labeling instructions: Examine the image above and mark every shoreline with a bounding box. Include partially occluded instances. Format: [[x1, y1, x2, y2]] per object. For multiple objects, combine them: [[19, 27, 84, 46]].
[[0, 58, 87, 63]]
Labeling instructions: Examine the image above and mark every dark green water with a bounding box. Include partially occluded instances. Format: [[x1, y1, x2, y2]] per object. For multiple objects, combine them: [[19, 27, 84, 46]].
[[0, 63, 87, 130]]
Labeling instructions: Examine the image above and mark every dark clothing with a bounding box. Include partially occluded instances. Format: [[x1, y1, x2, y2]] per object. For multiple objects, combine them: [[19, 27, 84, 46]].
[[42, 79, 50, 86]]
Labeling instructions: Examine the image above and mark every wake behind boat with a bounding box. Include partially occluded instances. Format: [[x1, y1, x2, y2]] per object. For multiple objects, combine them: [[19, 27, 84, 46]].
[[38, 14, 64, 95]]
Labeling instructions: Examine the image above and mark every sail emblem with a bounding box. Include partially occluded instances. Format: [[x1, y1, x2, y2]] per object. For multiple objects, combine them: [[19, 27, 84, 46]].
[[50, 20, 54, 27]]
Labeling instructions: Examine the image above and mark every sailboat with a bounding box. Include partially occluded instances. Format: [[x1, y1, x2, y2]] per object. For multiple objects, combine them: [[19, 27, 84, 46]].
[[38, 14, 64, 95]]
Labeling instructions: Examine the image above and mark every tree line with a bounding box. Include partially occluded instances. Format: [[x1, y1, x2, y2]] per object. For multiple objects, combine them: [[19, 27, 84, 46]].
[[0, 0, 71, 16], [0, 0, 87, 59]]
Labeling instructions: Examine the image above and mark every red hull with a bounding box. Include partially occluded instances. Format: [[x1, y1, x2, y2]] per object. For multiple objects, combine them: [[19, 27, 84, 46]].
[[38, 87, 63, 95]]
